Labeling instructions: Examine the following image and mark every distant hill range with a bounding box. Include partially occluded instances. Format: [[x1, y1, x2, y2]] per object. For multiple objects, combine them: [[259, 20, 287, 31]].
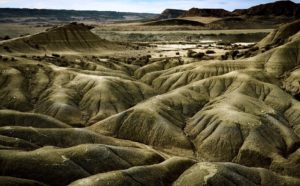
[[156, 0, 300, 19], [0, 8, 157, 23], [147, 0, 300, 28], [233, 0, 300, 17]]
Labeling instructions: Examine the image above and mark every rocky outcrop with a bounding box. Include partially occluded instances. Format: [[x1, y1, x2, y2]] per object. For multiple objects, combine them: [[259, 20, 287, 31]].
[[156, 9, 186, 20]]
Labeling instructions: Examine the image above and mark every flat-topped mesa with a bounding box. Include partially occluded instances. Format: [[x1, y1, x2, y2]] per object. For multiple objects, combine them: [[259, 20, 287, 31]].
[[0, 22, 127, 53], [181, 8, 233, 17], [233, 0, 300, 17]]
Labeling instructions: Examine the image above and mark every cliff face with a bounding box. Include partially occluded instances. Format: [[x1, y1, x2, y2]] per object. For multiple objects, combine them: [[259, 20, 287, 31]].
[[156, 9, 187, 19]]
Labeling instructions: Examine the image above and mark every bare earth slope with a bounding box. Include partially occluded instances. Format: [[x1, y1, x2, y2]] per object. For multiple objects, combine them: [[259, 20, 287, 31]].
[[257, 19, 300, 48], [0, 22, 129, 54], [1, 22, 300, 185]]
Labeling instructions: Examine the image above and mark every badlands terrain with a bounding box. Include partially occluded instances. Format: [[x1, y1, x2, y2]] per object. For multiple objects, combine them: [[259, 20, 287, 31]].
[[0, 1, 300, 186]]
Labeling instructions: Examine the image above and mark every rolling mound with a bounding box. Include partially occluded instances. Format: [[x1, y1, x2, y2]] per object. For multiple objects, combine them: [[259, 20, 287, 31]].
[[1, 21, 300, 185], [0, 22, 128, 54]]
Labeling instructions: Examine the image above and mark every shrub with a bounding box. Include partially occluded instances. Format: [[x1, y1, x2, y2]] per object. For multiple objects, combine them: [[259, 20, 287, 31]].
[[193, 52, 205, 59], [3, 46, 11, 52], [221, 52, 230, 60], [265, 44, 272, 51], [187, 50, 196, 57], [206, 50, 216, 54], [250, 46, 259, 52], [52, 53, 60, 58], [3, 35, 10, 40], [221, 55, 228, 60], [231, 50, 239, 60], [34, 44, 40, 49], [187, 50, 205, 59]]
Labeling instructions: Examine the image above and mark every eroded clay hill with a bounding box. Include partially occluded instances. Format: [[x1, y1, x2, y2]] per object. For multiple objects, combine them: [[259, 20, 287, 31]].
[[0, 22, 128, 54], [1, 21, 300, 185]]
